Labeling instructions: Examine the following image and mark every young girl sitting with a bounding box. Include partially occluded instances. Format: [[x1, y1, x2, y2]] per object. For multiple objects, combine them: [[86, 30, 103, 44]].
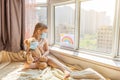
[[24, 37, 48, 70], [24, 23, 70, 79]]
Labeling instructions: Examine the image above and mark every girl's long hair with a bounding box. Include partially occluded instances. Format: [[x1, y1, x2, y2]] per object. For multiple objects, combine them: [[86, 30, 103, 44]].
[[32, 23, 48, 39]]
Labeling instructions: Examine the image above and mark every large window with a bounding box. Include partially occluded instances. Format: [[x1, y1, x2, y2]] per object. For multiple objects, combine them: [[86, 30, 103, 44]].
[[79, 0, 115, 54], [55, 4, 75, 48], [35, 7, 47, 25], [52, 0, 120, 58], [35, 0, 47, 4]]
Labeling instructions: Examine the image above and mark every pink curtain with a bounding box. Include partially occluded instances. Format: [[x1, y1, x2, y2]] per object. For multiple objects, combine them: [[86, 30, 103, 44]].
[[25, 0, 39, 39]]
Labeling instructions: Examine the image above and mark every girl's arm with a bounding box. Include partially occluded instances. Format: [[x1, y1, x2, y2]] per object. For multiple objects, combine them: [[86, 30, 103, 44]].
[[42, 39, 49, 56]]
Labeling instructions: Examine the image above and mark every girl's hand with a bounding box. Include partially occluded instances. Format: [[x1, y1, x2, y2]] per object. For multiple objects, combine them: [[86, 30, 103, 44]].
[[33, 57, 40, 63], [39, 56, 48, 62], [26, 53, 34, 64], [39, 46, 44, 54]]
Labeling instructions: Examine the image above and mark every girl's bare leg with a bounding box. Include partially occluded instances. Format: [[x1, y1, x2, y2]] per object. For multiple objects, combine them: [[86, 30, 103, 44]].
[[47, 56, 71, 79], [36, 62, 48, 70], [24, 62, 37, 69]]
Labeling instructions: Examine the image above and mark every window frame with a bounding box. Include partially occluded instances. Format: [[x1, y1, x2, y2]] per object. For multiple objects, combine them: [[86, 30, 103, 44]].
[[79, 0, 116, 57], [50, 0, 120, 59], [115, 0, 120, 58], [52, 0, 76, 50], [78, 0, 120, 58]]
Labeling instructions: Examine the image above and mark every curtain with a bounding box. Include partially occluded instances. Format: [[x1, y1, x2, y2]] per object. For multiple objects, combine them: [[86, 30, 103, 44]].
[[0, 0, 25, 52], [25, 0, 39, 39]]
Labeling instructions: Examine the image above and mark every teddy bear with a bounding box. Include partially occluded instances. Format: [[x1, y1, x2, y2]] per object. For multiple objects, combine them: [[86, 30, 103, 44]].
[[24, 37, 48, 70]]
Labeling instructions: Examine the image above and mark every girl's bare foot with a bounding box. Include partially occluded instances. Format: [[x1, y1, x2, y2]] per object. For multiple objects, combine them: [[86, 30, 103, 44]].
[[24, 62, 30, 68], [64, 70, 70, 79], [21, 62, 30, 71]]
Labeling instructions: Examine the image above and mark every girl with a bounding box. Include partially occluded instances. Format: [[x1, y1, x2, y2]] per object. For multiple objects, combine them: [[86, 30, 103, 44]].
[[24, 38, 48, 70], [24, 23, 70, 79]]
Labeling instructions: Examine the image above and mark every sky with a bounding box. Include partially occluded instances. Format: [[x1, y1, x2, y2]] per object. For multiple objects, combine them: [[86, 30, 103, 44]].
[[36, 0, 116, 23], [57, 0, 116, 18], [81, 0, 116, 19], [59, 0, 116, 23]]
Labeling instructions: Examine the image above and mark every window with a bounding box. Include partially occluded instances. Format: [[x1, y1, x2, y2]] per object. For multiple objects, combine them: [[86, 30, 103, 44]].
[[79, 0, 115, 54], [25, 0, 48, 39], [52, 0, 120, 58], [35, 7, 47, 25], [54, 4, 75, 48], [35, 0, 47, 4], [119, 39, 120, 56]]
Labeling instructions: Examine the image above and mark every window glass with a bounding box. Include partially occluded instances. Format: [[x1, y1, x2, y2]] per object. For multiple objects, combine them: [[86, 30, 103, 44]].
[[55, 4, 75, 48], [79, 0, 115, 53], [35, 7, 47, 25], [36, 0, 47, 4]]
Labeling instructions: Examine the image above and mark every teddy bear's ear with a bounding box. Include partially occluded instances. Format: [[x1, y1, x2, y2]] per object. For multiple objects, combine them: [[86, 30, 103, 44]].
[[24, 39, 30, 47], [29, 37, 35, 42], [24, 39, 31, 51], [24, 38, 35, 47]]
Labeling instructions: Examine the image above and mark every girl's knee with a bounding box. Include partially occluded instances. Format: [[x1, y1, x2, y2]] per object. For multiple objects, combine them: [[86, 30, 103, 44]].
[[37, 62, 48, 70], [39, 56, 48, 62]]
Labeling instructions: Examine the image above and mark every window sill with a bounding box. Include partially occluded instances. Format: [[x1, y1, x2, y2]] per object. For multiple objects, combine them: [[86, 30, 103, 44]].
[[49, 47, 120, 71]]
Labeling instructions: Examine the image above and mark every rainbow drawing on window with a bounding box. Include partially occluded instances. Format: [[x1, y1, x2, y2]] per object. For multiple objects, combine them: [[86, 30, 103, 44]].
[[60, 33, 74, 48], [62, 36, 73, 45]]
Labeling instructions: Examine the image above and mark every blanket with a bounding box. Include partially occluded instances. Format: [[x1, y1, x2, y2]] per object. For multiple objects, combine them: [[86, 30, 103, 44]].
[[0, 51, 109, 80]]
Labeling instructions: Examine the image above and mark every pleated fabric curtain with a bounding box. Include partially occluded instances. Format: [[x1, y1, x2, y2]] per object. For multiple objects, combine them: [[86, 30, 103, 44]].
[[0, 0, 25, 52], [25, 0, 39, 39]]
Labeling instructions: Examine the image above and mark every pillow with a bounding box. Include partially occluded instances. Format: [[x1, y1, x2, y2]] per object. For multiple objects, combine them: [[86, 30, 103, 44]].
[[70, 68, 106, 80]]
